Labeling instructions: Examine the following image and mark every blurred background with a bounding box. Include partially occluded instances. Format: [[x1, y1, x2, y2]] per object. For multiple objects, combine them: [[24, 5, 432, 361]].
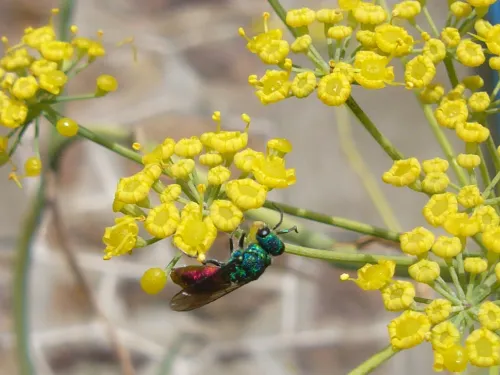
[[0, 0, 479, 374]]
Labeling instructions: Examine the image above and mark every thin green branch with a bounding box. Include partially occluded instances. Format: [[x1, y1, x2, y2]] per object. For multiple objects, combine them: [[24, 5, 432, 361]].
[[14, 179, 46, 375], [264, 201, 401, 242], [346, 96, 405, 161], [347, 345, 399, 375], [422, 104, 468, 186], [336, 106, 402, 232], [443, 56, 459, 88]]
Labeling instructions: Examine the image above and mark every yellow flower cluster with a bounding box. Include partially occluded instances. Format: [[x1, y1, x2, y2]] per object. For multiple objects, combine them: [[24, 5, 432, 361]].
[[239, 1, 500, 116], [0, 9, 118, 187], [102, 112, 296, 262]]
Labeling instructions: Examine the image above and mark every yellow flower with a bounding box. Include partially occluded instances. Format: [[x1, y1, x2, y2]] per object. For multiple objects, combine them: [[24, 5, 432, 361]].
[[199, 152, 223, 167], [209, 200, 243, 232], [352, 3, 387, 25], [169, 159, 195, 179], [457, 153, 481, 169], [356, 30, 377, 49], [483, 226, 500, 253], [400, 227, 434, 256], [422, 157, 449, 173], [285, 8, 315, 28], [467, 0, 496, 7], [327, 26, 352, 41], [474, 205, 499, 231], [450, 1, 472, 18], [476, 19, 492, 39], [11, 76, 38, 100], [291, 71, 316, 98], [466, 328, 500, 367], [267, 138, 292, 157], [456, 121, 490, 143], [423, 38, 446, 64], [40, 40, 73, 61], [487, 25, 500, 55], [382, 157, 420, 187], [441, 345, 469, 373], [144, 203, 180, 238], [408, 259, 440, 283], [30, 59, 57, 76], [174, 137, 203, 158], [102, 216, 139, 260], [317, 72, 351, 106], [160, 184, 182, 203], [456, 40, 485, 68], [290, 35, 312, 53], [225, 179, 267, 210], [392, 1, 421, 19], [207, 165, 231, 185], [441, 27, 461, 48], [432, 235, 462, 258], [435, 98, 468, 129], [388, 311, 431, 350], [201, 112, 250, 154], [490, 57, 500, 70], [0, 48, 31, 71], [115, 174, 152, 204], [23, 26, 56, 50], [142, 138, 175, 166], [354, 51, 394, 89], [443, 213, 480, 237], [468, 91, 491, 112], [173, 208, 217, 258], [457, 185, 484, 208], [332, 62, 355, 83], [234, 148, 264, 173], [338, 0, 360, 10], [39, 70, 67, 95], [341, 260, 395, 291], [252, 155, 296, 189], [316, 9, 343, 24], [251, 70, 291, 105], [374, 24, 413, 57], [404, 55, 436, 89], [0, 99, 28, 128], [381, 281, 415, 311], [258, 39, 290, 65], [462, 75, 484, 90], [421, 172, 450, 194], [425, 299, 452, 325], [464, 257, 488, 274], [420, 84, 444, 104], [431, 321, 461, 350]]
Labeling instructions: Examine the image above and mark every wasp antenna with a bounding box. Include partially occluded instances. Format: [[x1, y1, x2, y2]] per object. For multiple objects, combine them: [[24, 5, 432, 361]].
[[271, 202, 284, 230]]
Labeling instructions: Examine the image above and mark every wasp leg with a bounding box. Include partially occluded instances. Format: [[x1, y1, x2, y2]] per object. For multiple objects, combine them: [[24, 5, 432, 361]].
[[203, 259, 223, 267], [276, 226, 299, 235], [238, 232, 246, 249]]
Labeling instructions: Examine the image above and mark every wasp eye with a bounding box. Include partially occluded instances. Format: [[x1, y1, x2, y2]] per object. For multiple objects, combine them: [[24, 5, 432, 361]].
[[258, 227, 270, 237]]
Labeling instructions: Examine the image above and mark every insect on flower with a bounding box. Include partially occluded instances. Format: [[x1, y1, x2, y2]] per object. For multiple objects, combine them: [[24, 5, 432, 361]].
[[169, 205, 297, 311]]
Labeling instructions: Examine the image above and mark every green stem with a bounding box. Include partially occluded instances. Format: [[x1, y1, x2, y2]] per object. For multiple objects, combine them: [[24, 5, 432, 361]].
[[484, 170, 500, 198], [443, 56, 459, 88], [479, 146, 493, 192], [345, 96, 405, 161], [165, 252, 182, 273], [347, 345, 399, 375], [448, 263, 466, 300], [486, 135, 500, 173], [50, 93, 97, 103], [264, 201, 401, 242], [422, 104, 468, 186], [422, 6, 439, 37], [14, 179, 46, 375], [490, 365, 499, 375], [336, 106, 402, 232]]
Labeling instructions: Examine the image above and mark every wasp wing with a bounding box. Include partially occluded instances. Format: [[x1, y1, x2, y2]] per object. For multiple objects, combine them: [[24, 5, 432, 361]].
[[169, 261, 248, 311], [169, 282, 248, 311]]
